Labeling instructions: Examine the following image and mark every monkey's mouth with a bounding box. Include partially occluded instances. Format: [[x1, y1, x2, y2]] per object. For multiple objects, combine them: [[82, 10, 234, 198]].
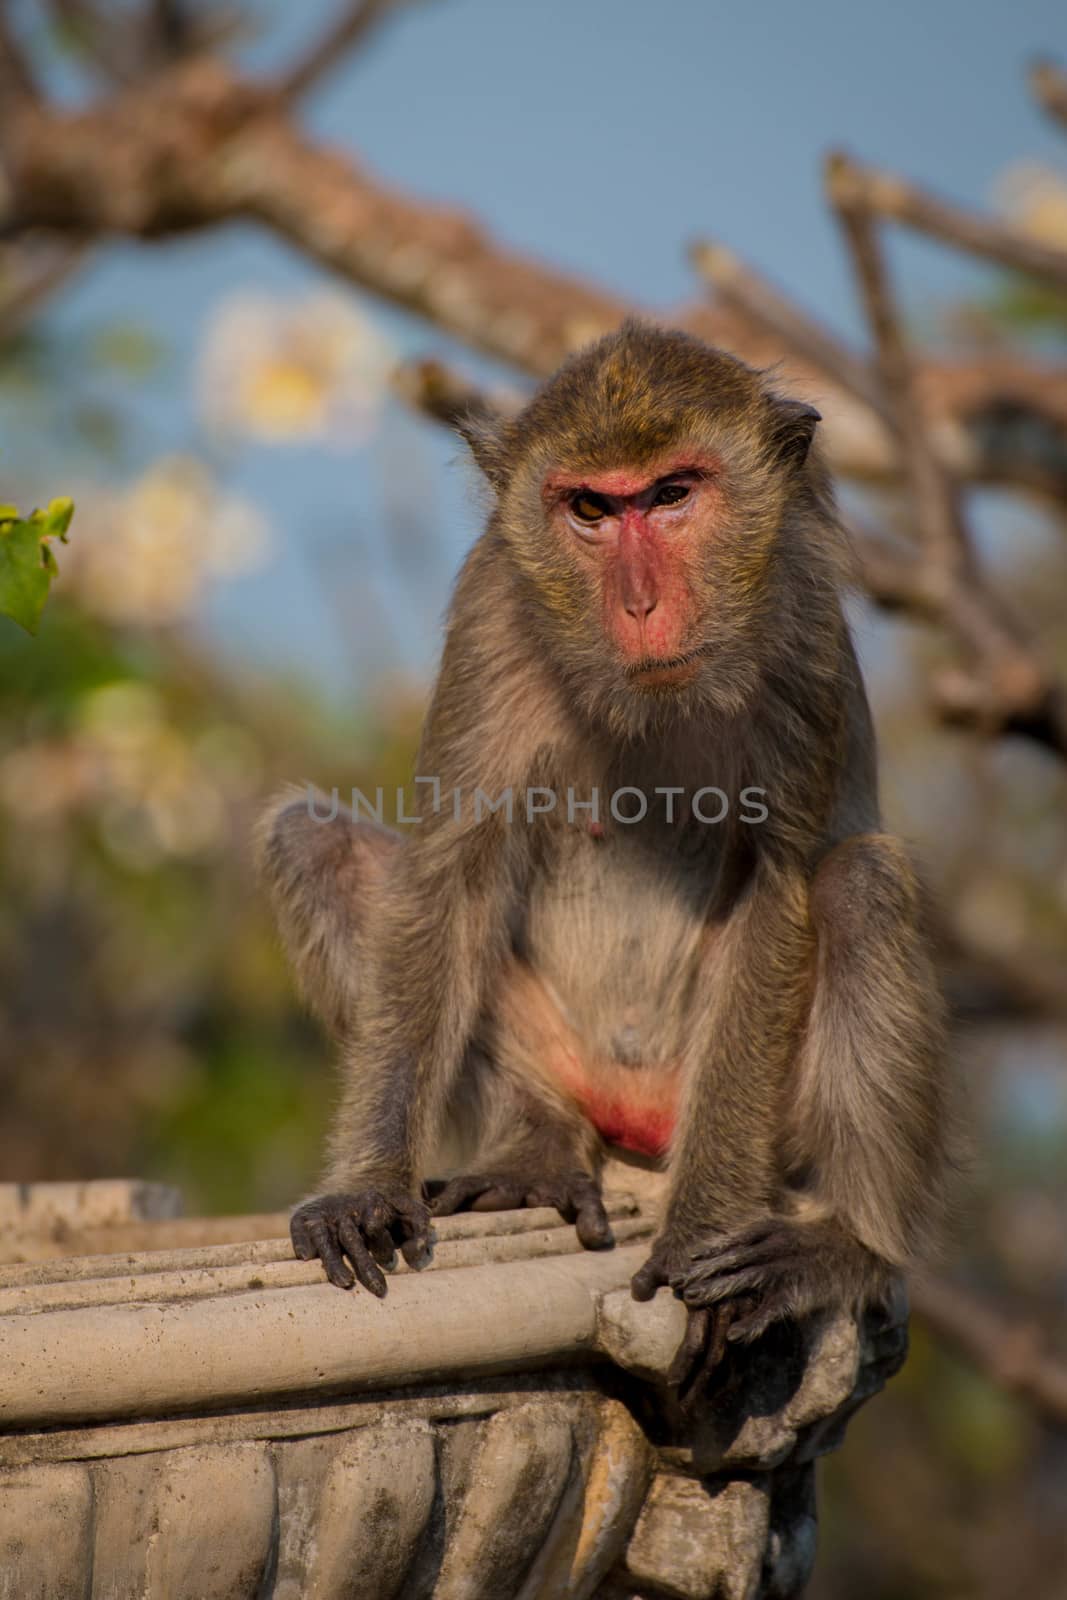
[[625, 650, 704, 690]]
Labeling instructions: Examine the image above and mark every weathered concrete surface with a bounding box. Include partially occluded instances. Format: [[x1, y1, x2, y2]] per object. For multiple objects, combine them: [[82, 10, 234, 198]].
[[0, 1182, 907, 1599], [624, 1473, 773, 1600], [0, 1462, 93, 1600]]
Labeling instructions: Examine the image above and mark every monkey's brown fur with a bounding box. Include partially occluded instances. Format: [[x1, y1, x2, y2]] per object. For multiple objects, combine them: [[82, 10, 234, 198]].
[[260, 321, 949, 1379]]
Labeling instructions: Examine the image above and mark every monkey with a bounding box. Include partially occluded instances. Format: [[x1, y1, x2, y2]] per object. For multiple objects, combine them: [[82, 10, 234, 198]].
[[259, 319, 949, 1394]]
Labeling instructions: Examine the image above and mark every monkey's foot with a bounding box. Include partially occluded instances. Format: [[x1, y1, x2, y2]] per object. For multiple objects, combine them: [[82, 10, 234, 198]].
[[290, 1188, 433, 1294], [428, 1168, 614, 1251]]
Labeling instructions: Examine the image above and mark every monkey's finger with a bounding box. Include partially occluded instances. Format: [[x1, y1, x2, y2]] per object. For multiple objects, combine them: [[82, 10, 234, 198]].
[[677, 1307, 739, 1413], [399, 1232, 434, 1270], [363, 1223, 398, 1269], [679, 1264, 773, 1305], [470, 1183, 526, 1211], [630, 1256, 669, 1302], [360, 1192, 394, 1239], [724, 1294, 786, 1345], [429, 1175, 493, 1215], [308, 1221, 356, 1291], [290, 1211, 317, 1261], [688, 1230, 795, 1276], [337, 1217, 388, 1297], [393, 1200, 434, 1268], [668, 1307, 711, 1392], [865, 1327, 909, 1370], [574, 1192, 614, 1251]]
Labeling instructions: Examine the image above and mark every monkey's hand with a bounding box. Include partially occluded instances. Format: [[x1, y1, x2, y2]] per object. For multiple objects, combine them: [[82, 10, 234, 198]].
[[674, 1218, 892, 1338], [290, 1189, 434, 1294], [429, 1168, 614, 1250], [633, 1219, 894, 1410]]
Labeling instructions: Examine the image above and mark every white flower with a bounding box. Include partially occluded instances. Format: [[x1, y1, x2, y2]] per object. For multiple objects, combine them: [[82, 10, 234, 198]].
[[198, 290, 395, 448], [64, 456, 271, 626], [994, 162, 1067, 249]]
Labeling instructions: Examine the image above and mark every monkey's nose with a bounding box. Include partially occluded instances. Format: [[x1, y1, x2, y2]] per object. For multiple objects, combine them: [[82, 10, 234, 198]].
[[624, 592, 658, 620]]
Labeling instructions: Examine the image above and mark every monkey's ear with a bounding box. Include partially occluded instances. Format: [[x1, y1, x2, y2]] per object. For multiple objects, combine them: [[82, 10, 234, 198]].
[[769, 398, 822, 467], [455, 409, 513, 493]]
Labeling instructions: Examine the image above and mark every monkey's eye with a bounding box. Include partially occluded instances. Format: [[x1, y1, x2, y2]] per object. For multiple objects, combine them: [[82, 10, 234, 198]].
[[652, 482, 690, 508], [570, 491, 611, 524]]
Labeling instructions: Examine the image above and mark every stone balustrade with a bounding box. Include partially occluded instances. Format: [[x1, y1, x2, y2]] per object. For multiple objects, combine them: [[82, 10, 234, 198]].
[[0, 1180, 907, 1600]]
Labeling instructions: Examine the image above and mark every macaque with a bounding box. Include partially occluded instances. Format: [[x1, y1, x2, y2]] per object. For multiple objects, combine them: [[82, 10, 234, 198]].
[[260, 320, 948, 1393]]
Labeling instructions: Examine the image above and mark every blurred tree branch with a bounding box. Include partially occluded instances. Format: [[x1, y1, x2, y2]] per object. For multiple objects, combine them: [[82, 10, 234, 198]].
[[1031, 58, 1067, 134], [689, 238, 888, 417], [278, 0, 418, 101], [825, 150, 1067, 291], [690, 233, 1067, 754], [46, 0, 234, 84], [0, 43, 1065, 499], [0, 4, 40, 103], [913, 1276, 1067, 1430], [0, 14, 1064, 761], [828, 150, 1067, 756], [0, 237, 89, 343]]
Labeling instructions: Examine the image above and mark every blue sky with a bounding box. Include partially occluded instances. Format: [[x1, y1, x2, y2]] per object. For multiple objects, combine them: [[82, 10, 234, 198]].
[[42, 0, 1067, 690]]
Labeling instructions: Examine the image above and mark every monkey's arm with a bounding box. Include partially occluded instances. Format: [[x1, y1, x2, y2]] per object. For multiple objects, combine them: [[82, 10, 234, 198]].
[[289, 539, 586, 1291], [637, 835, 947, 1398], [675, 833, 948, 1334], [290, 813, 520, 1291], [631, 859, 815, 1303]]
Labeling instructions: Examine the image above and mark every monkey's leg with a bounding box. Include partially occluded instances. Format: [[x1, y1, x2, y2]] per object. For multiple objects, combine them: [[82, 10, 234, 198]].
[[259, 791, 436, 1292], [673, 834, 947, 1354], [257, 787, 401, 1038], [429, 963, 613, 1250]]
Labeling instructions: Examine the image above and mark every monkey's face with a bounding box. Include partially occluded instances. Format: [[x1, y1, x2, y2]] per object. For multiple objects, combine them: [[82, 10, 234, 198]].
[[540, 453, 722, 691], [514, 421, 793, 737], [475, 323, 825, 737]]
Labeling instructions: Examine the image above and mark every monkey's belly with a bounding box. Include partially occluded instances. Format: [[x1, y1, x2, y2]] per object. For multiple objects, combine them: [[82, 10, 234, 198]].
[[494, 959, 682, 1156], [501, 853, 708, 1155]]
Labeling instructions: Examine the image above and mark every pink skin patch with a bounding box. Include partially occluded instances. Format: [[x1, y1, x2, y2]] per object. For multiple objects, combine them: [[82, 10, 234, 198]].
[[547, 1045, 681, 1160], [544, 454, 720, 668], [575, 1084, 678, 1159]]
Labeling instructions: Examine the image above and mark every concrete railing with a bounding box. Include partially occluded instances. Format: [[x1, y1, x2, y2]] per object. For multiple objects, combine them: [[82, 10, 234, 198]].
[[0, 1180, 907, 1600]]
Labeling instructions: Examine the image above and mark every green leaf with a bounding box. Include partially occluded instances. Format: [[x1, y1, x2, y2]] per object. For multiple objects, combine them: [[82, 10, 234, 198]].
[[0, 498, 75, 635], [37, 496, 75, 540]]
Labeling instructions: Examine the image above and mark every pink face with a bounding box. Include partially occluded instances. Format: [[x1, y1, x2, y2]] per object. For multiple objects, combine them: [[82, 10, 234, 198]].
[[543, 454, 720, 685]]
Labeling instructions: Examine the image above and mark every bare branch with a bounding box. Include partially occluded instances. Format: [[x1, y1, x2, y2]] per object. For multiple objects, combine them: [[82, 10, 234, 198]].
[[3, 64, 1067, 509], [0, 239, 90, 343], [391, 356, 515, 432], [689, 239, 887, 419], [48, 0, 217, 84], [912, 1275, 1067, 1430], [828, 154, 977, 581], [150, 0, 190, 51], [47, 0, 141, 83], [1030, 58, 1067, 134], [828, 150, 1067, 755], [278, 0, 411, 101], [826, 149, 1067, 291], [0, 4, 39, 102]]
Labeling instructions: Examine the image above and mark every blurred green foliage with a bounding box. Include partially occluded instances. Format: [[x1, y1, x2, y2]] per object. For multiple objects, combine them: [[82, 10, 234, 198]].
[[0, 580, 423, 1211], [0, 497, 73, 633]]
